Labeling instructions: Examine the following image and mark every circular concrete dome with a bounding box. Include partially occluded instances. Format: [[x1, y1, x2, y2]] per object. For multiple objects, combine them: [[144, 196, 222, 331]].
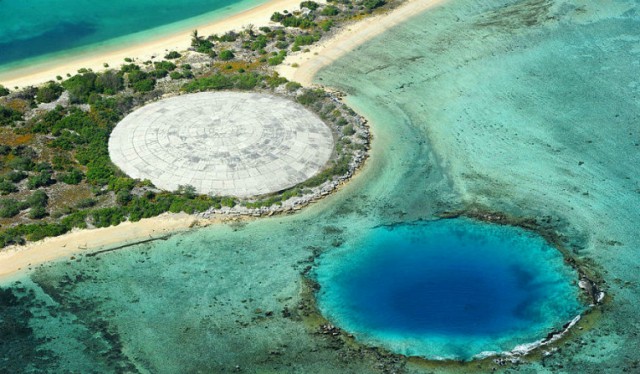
[[108, 92, 334, 197]]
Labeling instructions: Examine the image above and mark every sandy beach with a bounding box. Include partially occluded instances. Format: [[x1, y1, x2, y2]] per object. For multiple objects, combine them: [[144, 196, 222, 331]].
[[0, 213, 232, 282], [276, 0, 447, 85], [0, 0, 443, 283], [0, 0, 305, 89]]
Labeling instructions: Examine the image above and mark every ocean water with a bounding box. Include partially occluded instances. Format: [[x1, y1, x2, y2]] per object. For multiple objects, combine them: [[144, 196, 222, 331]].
[[315, 219, 582, 359], [1, 0, 639, 372], [0, 0, 265, 72]]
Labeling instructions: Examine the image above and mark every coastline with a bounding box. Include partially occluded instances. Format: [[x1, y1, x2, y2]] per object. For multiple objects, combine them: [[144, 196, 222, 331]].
[[276, 0, 447, 85], [0, 0, 304, 89], [0, 213, 232, 282], [0, 0, 439, 284]]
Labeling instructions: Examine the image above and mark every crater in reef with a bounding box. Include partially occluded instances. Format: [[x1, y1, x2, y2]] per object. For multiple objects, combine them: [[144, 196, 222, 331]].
[[314, 218, 584, 360]]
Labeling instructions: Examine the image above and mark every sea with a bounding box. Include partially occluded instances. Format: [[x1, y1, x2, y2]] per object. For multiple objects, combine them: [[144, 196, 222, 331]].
[[1, 0, 639, 372]]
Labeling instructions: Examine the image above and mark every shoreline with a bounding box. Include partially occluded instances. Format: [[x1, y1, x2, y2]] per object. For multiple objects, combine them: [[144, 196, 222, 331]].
[[0, 0, 440, 284], [276, 0, 447, 85], [0, 0, 305, 89], [0, 213, 235, 282]]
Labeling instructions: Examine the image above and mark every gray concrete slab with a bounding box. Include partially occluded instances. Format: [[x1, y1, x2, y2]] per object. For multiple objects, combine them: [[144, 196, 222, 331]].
[[108, 92, 334, 197]]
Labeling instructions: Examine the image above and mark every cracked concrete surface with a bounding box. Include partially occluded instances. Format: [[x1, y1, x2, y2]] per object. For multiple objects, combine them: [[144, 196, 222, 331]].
[[108, 92, 334, 197]]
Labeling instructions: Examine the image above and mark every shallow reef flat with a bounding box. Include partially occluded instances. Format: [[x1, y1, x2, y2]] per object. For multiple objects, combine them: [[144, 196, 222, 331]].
[[317, 0, 640, 371], [1, 0, 638, 373]]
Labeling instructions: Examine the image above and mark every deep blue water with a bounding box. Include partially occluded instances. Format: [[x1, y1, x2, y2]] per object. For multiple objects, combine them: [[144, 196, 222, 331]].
[[315, 219, 582, 359]]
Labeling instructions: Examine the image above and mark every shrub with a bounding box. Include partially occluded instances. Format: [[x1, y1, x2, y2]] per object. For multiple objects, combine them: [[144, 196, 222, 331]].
[[154, 61, 177, 71], [0, 198, 21, 218], [0, 105, 22, 125], [95, 70, 124, 95], [285, 82, 302, 92], [342, 124, 356, 136], [75, 198, 97, 209], [363, 0, 385, 10], [132, 78, 156, 92], [62, 72, 98, 103], [321, 5, 339, 15], [219, 50, 235, 61], [300, 1, 319, 10], [29, 206, 47, 219], [59, 168, 84, 184], [116, 189, 132, 205], [27, 172, 55, 189], [7, 157, 34, 171], [0, 180, 17, 195], [36, 82, 64, 103], [0, 85, 9, 97], [4, 171, 27, 183], [164, 51, 182, 59]]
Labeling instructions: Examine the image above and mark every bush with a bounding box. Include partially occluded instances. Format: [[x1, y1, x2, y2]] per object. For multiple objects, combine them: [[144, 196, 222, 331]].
[[0, 105, 22, 125], [75, 198, 97, 209], [164, 51, 182, 59], [154, 61, 177, 71], [363, 0, 385, 10], [300, 1, 319, 10], [26, 190, 49, 208], [132, 78, 156, 92], [0, 180, 17, 195], [62, 72, 98, 103], [296, 88, 325, 105], [36, 82, 64, 103], [219, 50, 235, 61], [27, 172, 55, 189], [285, 82, 302, 92], [321, 5, 339, 15], [29, 206, 47, 219], [59, 168, 84, 184], [95, 70, 124, 95], [0, 198, 21, 218], [0, 85, 9, 97], [4, 171, 27, 183], [268, 50, 287, 66], [116, 189, 132, 205], [7, 157, 34, 171]]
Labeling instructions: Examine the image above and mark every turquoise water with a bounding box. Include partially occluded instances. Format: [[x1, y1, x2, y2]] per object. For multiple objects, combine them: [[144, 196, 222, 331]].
[[0, 0, 264, 72], [315, 219, 581, 359], [1, 0, 639, 372]]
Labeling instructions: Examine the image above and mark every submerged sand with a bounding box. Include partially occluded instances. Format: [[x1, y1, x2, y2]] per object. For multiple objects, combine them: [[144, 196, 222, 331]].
[[0, 213, 231, 281], [276, 0, 447, 85], [0, 0, 442, 283]]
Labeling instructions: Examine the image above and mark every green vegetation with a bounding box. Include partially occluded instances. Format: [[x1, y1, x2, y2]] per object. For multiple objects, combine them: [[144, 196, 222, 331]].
[[0, 0, 374, 248], [219, 49, 235, 61], [36, 82, 64, 103], [164, 51, 182, 59]]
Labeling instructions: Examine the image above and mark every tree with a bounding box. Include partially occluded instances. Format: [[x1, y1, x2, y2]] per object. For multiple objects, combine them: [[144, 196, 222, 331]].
[[191, 29, 202, 47]]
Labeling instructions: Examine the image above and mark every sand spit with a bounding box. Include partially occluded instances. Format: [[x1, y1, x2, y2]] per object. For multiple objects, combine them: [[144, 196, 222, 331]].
[[276, 0, 447, 85]]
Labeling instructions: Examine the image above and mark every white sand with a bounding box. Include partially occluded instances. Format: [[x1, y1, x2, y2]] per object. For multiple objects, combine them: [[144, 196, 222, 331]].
[[0, 0, 306, 89], [0, 213, 231, 282], [0, 0, 447, 282], [277, 0, 447, 85]]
